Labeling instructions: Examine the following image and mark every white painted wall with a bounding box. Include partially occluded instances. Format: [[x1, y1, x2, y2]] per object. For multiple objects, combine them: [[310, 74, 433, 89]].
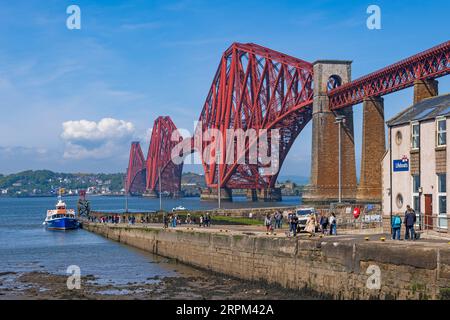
[[383, 118, 449, 229], [390, 124, 411, 215], [420, 120, 436, 215], [382, 148, 390, 218]]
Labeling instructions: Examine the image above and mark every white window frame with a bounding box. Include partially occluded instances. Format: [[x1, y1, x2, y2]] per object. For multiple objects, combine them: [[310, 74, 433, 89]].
[[411, 122, 420, 150], [437, 173, 447, 229], [412, 174, 420, 226], [436, 117, 447, 147]]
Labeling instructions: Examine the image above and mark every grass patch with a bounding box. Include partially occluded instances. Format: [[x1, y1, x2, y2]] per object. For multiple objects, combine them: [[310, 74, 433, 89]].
[[211, 215, 262, 226]]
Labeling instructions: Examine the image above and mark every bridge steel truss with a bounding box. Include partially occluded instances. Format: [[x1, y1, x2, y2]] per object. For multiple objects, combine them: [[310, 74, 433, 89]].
[[197, 43, 314, 189], [328, 40, 450, 110], [126, 40, 450, 193], [125, 142, 146, 195], [146, 116, 184, 195]]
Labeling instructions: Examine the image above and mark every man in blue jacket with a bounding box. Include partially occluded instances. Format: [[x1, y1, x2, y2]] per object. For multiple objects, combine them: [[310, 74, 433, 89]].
[[391, 213, 402, 240], [404, 205, 417, 240]]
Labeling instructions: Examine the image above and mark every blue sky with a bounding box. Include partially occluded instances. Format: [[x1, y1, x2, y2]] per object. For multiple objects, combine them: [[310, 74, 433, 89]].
[[0, 0, 449, 178]]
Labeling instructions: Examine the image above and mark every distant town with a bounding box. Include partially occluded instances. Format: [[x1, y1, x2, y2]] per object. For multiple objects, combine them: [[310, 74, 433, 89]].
[[0, 170, 307, 198]]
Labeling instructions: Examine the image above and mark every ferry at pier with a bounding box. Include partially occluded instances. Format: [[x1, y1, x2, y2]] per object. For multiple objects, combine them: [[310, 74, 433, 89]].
[[43, 190, 79, 230]]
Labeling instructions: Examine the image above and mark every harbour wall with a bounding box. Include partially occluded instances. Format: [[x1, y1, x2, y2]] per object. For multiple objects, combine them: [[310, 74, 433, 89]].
[[89, 206, 296, 222], [83, 222, 450, 299]]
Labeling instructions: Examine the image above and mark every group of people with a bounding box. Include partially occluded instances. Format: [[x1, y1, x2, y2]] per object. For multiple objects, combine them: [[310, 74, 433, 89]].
[[163, 214, 180, 228], [198, 213, 211, 228], [318, 212, 337, 236], [263, 210, 338, 237], [391, 205, 417, 240], [90, 214, 153, 225], [162, 213, 212, 229], [92, 215, 123, 224], [263, 211, 284, 232]]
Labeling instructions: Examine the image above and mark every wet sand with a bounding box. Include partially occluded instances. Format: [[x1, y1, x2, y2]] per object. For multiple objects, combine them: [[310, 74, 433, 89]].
[[0, 269, 317, 300]]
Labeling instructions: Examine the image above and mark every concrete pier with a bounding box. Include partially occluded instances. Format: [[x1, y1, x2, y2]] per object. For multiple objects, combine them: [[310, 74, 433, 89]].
[[246, 189, 258, 202], [257, 187, 282, 202], [83, 221, 450, 299], [357, 96, 385, 204], [200, 187, 232, 201], [303, 60, 357, 206]]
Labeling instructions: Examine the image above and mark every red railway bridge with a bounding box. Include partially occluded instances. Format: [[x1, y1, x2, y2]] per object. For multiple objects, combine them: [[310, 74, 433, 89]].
[[125, 40, 450, 203]]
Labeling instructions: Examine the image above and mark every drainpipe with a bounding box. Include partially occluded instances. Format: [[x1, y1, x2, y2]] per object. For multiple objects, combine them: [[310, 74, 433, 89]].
[[389, 126, 393, 234], [418, 125, 421, 231]]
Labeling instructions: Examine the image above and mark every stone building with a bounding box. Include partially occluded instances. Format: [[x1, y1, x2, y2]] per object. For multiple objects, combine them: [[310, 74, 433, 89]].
[[382, 93, 450, 233]]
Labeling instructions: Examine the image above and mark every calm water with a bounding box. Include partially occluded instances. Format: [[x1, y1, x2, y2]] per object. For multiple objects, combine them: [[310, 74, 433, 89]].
[[0, 196, 299, 285], [93, 195, 300, 212]]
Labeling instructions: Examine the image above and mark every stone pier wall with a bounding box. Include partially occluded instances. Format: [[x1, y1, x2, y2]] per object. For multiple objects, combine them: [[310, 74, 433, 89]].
[[84, 223, 450, 300]]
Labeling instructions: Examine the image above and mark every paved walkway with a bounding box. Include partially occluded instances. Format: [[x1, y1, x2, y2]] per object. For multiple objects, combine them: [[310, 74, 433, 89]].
[[89, 221, 450, 249]]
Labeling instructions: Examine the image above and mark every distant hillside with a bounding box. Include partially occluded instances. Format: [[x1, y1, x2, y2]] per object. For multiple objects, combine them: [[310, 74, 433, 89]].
[[277, 175, 310, 185], [0, 170, 124, 197], [0, 170, 301, 197], [0, 170, 207, 197], [181, 172, 206, 188]]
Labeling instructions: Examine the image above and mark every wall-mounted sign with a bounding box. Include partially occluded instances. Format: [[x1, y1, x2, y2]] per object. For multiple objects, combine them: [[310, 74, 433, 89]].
[[393, 157, 409, 172]]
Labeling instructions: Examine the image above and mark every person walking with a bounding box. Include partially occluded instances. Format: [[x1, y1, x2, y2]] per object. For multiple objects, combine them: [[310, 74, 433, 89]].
[[278, 211, 283, 229], [172, 214, 177, 228], [163, 214, 168, 229], [186, 213, 192, 225], [205, 213, 211, 227], [287, 211, 293, 235], [391, 213, 402, 240], [404, 205, 416, 240], [329, 212, 337, 235], [305, 214, 316, 236], [275, 211, 283, 229], [290, 212, 299, 236], [264, 214, 272, 232], [319, 213, 329, 234]]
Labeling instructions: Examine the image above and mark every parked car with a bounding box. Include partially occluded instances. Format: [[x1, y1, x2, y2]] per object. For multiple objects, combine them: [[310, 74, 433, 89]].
[[295, 207, 318, 232]]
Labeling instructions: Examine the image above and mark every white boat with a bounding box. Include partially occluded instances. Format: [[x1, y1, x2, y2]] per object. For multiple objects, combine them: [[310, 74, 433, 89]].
[[43, 190, 79, 230], [172, 205, 187, 212]]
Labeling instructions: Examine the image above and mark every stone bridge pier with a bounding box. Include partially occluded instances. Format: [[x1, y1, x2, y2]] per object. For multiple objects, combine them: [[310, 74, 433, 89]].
[[302, 60, 357, 206], [356, 96, 385, 203], [303, 61, 440, 207]]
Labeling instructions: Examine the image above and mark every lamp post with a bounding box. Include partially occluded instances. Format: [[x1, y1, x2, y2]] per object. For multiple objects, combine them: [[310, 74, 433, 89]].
[[124, 174, 129, 213], [159, 167, 162, 212], [335, 115, 346, 203], [217, 150, 221, 209]]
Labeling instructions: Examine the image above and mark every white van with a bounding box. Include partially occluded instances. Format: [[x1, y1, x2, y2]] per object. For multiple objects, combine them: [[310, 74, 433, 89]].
[[295, 207, 316, 231]]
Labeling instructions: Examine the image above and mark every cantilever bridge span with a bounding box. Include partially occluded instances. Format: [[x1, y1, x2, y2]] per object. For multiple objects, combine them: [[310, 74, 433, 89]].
[[126, 40, 450, 202]]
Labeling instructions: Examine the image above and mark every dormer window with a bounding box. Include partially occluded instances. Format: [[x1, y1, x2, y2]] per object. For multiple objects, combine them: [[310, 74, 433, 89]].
[[411, 122, 420, 150], [437, 117, 447, 147]]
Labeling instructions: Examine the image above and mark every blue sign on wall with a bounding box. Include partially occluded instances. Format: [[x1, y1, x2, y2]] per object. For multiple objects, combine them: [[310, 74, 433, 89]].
[[393, 159, 409, 172]]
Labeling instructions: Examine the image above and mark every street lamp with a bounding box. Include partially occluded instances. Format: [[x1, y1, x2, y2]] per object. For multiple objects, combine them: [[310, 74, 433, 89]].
[[217, 150, 221, 209], [159, 167, 162, 212], [124, 173, 129, 213], [335, 115, 346, 203]]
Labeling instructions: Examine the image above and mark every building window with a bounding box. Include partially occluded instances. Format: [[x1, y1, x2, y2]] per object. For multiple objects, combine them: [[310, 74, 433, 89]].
[[395, 131, 402, 145], [396, 193, 404, 209], [437, 173, 447, 229], [437, 118, 447, 147], [411, 122, 420, 150], [412, 175, 421, 226], [412, 175, 420, 208]]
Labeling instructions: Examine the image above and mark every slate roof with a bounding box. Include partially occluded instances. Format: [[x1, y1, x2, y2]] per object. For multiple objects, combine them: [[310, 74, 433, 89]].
[[386, 93, 450, 127]]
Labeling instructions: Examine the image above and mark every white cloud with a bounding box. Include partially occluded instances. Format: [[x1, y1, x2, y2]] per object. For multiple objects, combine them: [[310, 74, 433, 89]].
[[61, 118, 135, 159], [62, 118, 134, 142]]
